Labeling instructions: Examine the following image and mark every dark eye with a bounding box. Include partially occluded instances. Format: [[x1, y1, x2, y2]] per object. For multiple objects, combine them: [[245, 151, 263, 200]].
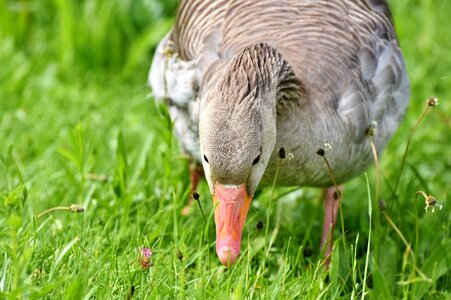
[[252, 154, 260, 165], [203, 155, 209, 163]]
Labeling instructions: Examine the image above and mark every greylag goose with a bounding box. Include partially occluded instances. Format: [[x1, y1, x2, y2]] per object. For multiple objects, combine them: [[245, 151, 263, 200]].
[[149, 0, 409, 266]]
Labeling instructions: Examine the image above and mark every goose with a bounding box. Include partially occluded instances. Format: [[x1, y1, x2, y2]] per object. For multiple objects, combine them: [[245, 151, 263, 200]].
[[149, 0, 409, 266]]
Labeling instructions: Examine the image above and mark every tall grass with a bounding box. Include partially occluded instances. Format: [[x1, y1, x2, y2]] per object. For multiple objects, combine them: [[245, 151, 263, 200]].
[[0, 0, 450, 298]]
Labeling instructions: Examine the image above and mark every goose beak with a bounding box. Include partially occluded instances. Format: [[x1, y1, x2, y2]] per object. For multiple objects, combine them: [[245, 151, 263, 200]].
[[213, 183, 252, 266]]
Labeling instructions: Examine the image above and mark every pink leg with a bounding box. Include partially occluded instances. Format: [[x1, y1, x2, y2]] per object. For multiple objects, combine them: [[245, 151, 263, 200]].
[[320, 185, 342, 264], [181, 162, 205, 216]]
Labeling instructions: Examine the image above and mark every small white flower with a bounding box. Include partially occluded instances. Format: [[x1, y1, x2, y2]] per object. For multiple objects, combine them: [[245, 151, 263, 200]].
[[427, 97, 439, 107], [417, 191, 443, 213]]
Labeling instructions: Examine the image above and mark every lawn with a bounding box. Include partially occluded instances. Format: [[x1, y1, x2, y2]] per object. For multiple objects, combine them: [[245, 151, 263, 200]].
[[0, 0, 449, 299]]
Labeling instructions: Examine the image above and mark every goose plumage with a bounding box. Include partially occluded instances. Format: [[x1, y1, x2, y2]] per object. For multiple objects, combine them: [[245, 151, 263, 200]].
[[149, 0, 409, 266]]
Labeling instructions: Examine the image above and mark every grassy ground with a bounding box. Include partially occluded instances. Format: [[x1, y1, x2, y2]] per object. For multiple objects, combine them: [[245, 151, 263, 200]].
[[0, 0, 449, 299]]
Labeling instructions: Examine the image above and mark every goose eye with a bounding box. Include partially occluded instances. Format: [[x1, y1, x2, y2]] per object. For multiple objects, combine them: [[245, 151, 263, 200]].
[[252, 154, 260, 165], [203, 155, 209, 163]]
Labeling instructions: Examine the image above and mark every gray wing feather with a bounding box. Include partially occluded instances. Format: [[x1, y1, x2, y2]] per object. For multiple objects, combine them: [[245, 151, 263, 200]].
[[149, 31, 199, 108], [338, 34, 409, 146], [148, 32, 171, 101]]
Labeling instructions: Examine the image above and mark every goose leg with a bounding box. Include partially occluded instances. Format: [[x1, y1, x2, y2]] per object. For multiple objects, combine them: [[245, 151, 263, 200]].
[[320, 185, 342, 263], [181, 162, 205, 215]]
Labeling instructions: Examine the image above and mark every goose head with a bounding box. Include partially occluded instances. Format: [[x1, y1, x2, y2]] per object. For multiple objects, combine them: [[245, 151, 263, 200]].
[[199, 43, 300, 266]]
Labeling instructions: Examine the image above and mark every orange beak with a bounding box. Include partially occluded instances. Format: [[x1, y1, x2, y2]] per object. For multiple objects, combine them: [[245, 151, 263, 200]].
[[213, 183, 252, 266]]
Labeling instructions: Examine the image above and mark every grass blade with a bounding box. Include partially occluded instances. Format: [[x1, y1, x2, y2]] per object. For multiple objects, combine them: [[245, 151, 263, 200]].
[[362, 173, 372, 300]]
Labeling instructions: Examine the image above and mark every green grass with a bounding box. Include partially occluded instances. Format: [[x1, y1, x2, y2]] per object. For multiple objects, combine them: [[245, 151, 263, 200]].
[[0, 0, 450, 298]]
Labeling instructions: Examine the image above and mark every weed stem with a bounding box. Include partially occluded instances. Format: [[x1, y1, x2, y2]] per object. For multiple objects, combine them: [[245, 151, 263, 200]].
[[36, 204, 84, 219], [393, 98, 437, 196], [318, 152, 347, 255], [193, 192, 207, 225]]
